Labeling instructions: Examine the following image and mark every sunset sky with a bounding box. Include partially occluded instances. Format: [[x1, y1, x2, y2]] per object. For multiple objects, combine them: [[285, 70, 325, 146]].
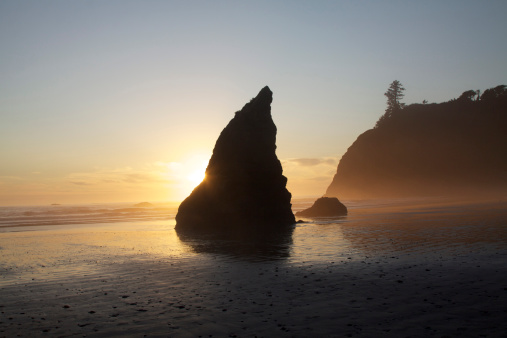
[[1, 1, 506, 205]]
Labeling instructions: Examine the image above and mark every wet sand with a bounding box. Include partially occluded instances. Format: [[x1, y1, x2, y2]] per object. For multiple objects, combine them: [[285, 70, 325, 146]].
[[1, 252, 506, 337], [1, 200, 506, 337]]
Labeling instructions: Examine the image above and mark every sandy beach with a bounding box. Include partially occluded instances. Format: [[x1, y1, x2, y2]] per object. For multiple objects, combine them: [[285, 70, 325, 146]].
[[1, 199, 506, 337]]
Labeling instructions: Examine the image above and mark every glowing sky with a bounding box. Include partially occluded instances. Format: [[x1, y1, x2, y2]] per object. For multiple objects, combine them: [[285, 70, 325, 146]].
[[1, 1, 506, 205]]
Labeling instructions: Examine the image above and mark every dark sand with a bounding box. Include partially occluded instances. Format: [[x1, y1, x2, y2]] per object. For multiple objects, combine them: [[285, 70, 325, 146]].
[[1, 200, 506, 337]]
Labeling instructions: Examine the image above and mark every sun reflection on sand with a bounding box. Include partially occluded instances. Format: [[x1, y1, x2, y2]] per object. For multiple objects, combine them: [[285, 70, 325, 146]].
[[1, 199, 506, 286], [0, 221, 190, 285]]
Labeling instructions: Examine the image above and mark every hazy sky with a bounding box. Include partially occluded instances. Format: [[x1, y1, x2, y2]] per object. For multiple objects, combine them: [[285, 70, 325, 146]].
[[1, 1, 506, 205]]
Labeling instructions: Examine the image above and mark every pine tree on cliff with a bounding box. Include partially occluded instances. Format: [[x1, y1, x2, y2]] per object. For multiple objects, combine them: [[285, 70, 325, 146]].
[[376, 80, 405, 128]]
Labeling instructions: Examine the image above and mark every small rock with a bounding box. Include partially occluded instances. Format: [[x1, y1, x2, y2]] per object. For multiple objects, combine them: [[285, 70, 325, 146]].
[[295, 197, 347, 217]]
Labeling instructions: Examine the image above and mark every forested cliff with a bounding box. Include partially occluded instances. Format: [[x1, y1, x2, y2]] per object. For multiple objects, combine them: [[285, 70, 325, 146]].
[[326, 85, 507, 199]]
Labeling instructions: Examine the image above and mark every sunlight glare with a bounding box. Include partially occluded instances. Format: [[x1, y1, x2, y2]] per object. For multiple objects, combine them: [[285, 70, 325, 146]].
[[187, 167, 206, 184], [161, 152, 210, 201]]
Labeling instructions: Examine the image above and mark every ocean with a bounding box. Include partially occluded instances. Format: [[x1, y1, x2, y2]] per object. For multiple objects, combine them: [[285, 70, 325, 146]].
[[1, 197, 506, 337], [1, 198, 506, 271], [0, 202, 178, 229]]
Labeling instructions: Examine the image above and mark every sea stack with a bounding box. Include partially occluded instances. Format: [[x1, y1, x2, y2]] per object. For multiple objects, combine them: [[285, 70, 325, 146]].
[[175, 86, 296, 233], [295, 197, 347, 218]]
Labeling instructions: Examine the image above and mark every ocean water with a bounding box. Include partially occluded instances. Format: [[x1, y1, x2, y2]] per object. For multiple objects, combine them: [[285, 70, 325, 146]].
[[0, 202, 178, 229], [0, 198, 506, 285], [1, 198, 506, 338]]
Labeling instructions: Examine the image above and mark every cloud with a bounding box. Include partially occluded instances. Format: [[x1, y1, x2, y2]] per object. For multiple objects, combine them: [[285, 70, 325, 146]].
[[0, 157, 211, 204], [0, 175, 24, 182], [281, 157, 339, 196], [66, 165, 168, 187], [0, 176, 25, 187], [310, 175, 335, 182], [123, 172, 158, 183], [61, 157, 209, 200], [283, 158, 338, 167], [70, 181, 93, 186]]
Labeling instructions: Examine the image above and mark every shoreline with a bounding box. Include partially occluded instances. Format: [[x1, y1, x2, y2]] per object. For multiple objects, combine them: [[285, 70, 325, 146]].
[[1, 196, 505, 230], [1, 249, 506, 337], [1, 199, 506, 337]]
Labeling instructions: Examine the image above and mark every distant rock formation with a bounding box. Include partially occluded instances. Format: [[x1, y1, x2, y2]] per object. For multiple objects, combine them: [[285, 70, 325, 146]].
[[326, 85, 507, 199], [134, 202, 153, 207], [175, 86, 296, 234], [295, 197, 347, 217]]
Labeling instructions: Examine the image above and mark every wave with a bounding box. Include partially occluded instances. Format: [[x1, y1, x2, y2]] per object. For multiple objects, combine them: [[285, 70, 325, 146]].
[[0, 203, 178, 228]]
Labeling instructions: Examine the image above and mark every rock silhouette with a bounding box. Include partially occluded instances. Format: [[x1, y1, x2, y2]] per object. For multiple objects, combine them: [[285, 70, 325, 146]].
[[295, 197, 347, 217], [134, 202, 153, 207], [326, 85, 507, 199], [175, 86, 295, 234]]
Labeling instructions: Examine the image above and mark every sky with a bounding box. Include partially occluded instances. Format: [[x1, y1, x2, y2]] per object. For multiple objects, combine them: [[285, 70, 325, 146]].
[[1, 0, 506, 206]]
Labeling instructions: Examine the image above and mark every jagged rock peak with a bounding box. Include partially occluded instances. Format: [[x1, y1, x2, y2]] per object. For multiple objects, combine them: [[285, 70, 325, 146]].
[[250, 85, 272, 105], [234, 86, 273, 118], [175, 86, 295, 234]]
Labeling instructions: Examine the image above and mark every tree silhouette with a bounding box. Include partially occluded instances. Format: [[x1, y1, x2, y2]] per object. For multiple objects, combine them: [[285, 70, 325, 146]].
[[481, 85, 507, 101], [457, 90, 477, 102], [375, 80, 405, 128], [385, 80, 405, 114]]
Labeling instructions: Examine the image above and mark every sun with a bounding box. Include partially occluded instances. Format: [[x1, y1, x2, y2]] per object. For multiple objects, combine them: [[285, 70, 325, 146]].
[[161, 152, 210, 201], [183, 155, 208, 186], [187, 168, 206, 185]]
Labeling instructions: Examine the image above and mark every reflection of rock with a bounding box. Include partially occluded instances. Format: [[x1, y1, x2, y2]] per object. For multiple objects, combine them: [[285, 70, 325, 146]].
[[296, 197, 347, 217], [176, 86, 295, 233], [134, 202, 153, 207], [177, 227, 293, 261]]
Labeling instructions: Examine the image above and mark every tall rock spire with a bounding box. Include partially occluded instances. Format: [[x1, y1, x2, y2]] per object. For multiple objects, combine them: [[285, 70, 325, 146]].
[[175, 86, 295, 233]]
